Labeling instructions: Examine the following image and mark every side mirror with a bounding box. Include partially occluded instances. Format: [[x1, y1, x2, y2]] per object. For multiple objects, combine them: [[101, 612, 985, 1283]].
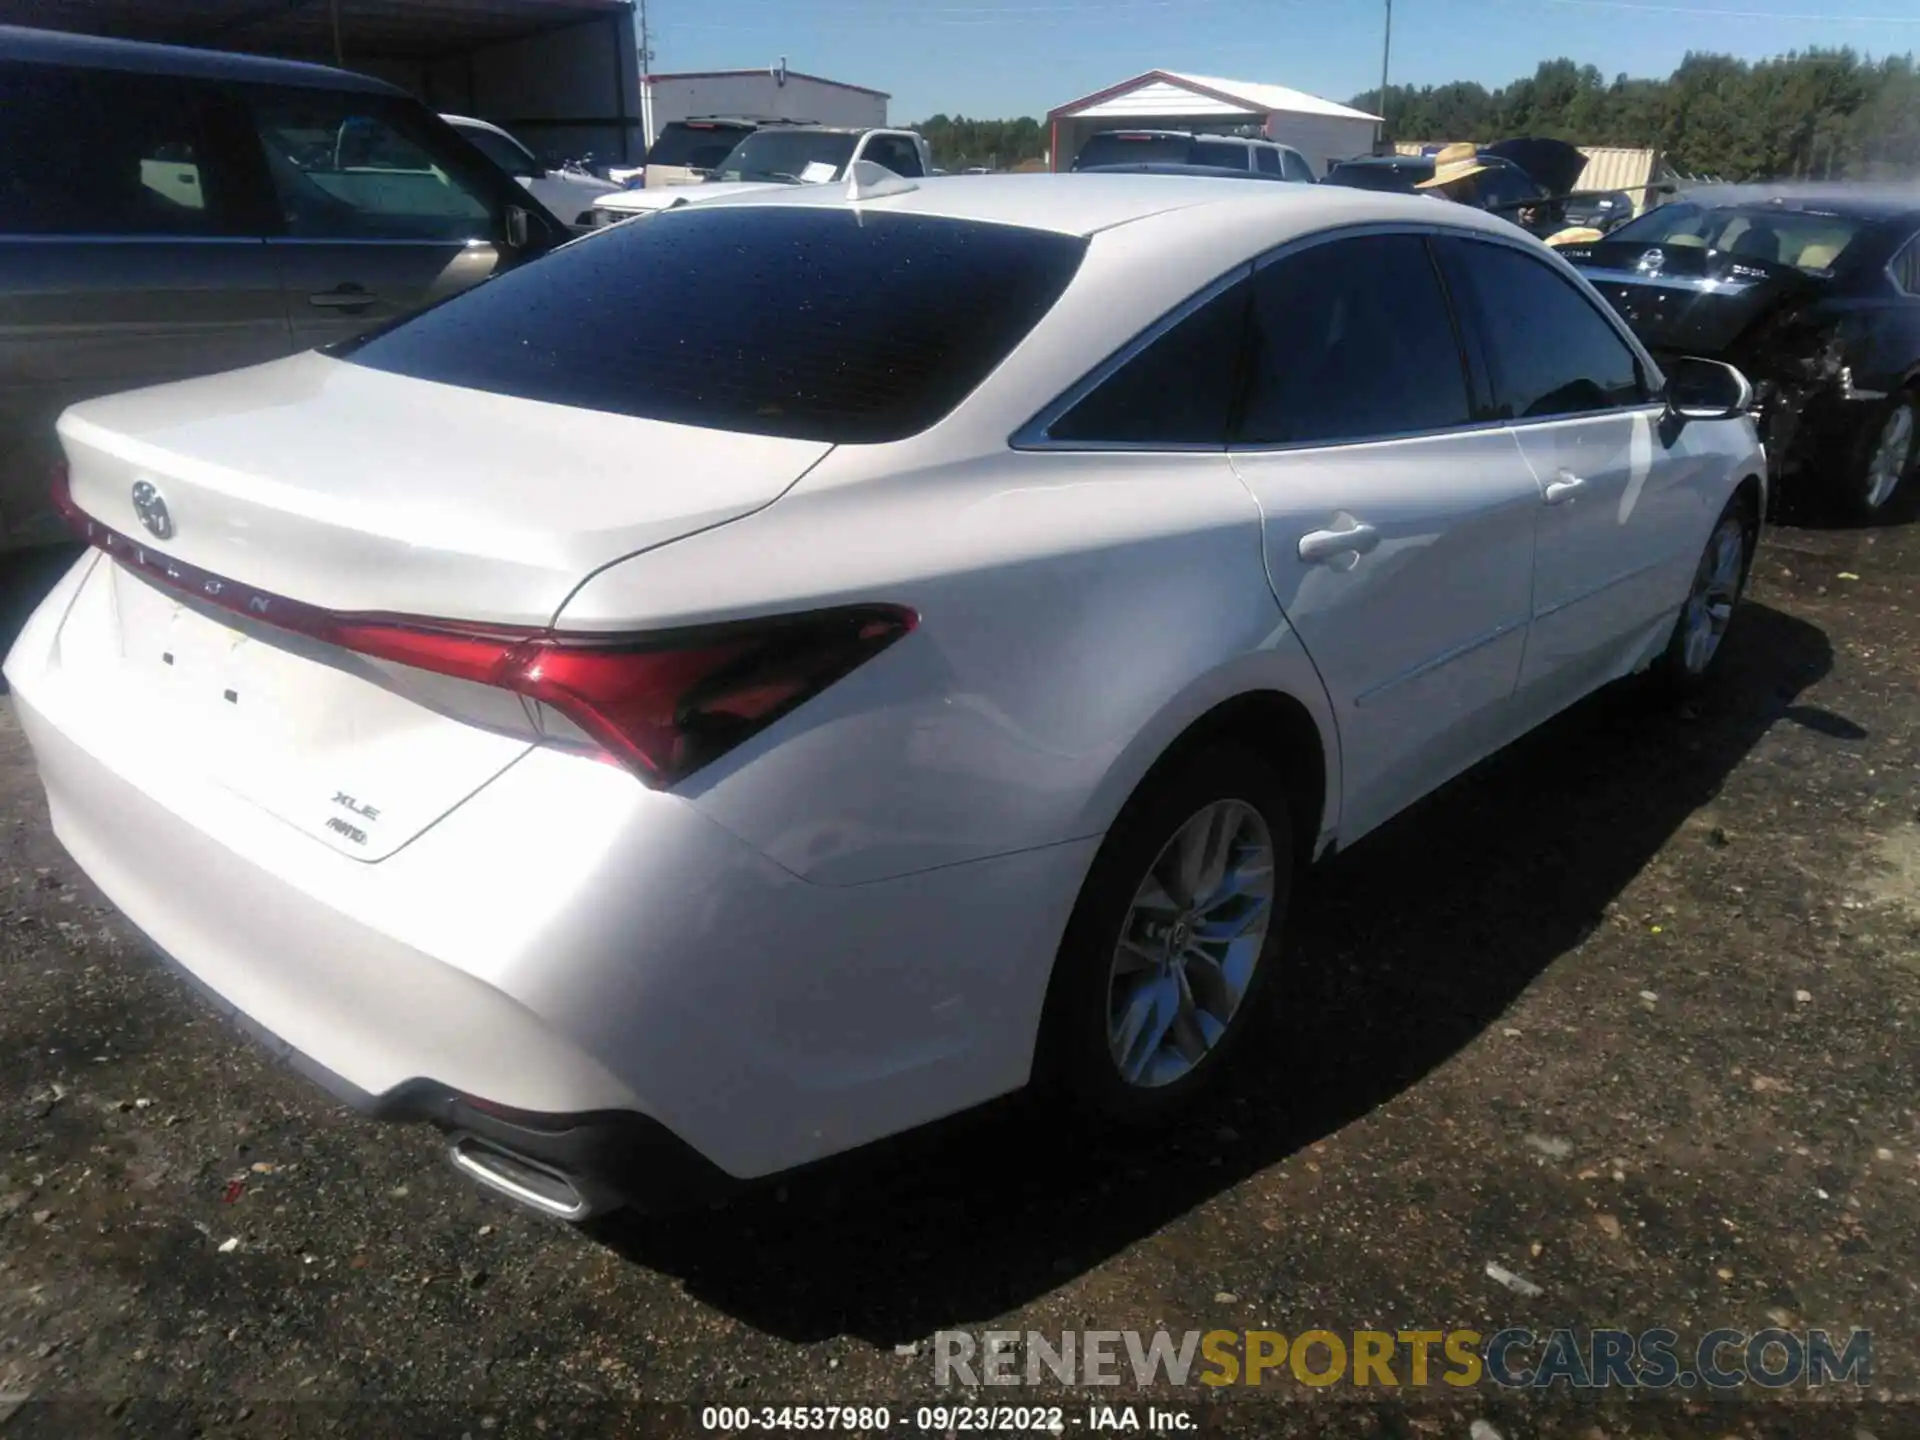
[[1663, 356, 1753, 423], [504, 205, 531, 251]]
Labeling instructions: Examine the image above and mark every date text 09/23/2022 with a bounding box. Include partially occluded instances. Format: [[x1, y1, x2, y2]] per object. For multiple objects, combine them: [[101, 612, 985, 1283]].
[[700, 1405, 1194, 1432]]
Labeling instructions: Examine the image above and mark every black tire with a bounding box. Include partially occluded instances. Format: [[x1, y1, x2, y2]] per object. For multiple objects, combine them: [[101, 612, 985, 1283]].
[[1841, 390, 1918, 523], [1036, 742, 1295, 1127], [1650, 493, 1756, 699]]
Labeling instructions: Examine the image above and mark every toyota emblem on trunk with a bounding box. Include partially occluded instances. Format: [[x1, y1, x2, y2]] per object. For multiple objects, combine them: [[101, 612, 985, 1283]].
[[131, 480, 173, 540]]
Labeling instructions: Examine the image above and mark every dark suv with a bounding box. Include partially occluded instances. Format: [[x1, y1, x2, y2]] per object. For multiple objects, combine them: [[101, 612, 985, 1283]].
[[0, 25, 564, 552]]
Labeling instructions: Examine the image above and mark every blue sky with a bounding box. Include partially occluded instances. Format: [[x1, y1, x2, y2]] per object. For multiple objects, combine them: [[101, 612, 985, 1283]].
[[641, 0, 1920, 121]]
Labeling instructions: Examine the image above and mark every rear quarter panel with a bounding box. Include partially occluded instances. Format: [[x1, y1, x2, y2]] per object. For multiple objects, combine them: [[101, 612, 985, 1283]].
[[555, 445, 1342, 886]]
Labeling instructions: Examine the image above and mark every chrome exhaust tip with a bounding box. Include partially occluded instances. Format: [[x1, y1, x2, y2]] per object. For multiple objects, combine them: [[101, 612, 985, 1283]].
[[448, 1136, 606, 1221]]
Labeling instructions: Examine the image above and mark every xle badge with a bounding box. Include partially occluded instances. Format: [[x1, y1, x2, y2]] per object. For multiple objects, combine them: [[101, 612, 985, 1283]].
[[328, 792, 380, 845]]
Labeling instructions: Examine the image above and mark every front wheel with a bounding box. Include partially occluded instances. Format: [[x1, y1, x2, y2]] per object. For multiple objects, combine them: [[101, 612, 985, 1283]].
[[1038, 743, 1294, 1126], [1652, 497, 1754, 697]]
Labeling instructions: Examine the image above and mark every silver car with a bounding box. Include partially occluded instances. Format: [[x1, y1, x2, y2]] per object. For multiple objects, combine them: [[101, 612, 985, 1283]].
[[0, 25, 564, 552]]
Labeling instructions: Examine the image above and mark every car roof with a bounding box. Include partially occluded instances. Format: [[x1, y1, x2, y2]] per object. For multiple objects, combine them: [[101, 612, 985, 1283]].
[[1666, 183, 1920, 224], [674, 170, 1529, 246], [0, 22, 403, 94]]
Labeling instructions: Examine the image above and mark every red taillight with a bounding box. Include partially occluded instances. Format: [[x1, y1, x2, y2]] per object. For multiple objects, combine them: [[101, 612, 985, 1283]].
[[57, 491, 915, 787]]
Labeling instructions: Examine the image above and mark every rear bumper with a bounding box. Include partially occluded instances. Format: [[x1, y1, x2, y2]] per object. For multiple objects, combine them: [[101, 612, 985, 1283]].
[[4, 555, 1095, 1195]]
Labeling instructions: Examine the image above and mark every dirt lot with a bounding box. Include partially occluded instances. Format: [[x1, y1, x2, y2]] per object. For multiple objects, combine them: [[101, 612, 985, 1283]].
[[0, 512, 1915, 1440]]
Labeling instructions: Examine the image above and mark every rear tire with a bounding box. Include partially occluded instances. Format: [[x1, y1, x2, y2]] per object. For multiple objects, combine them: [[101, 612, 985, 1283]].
[[1037, 743, 1294, 1127], [1651, 495, 1755, 699], [1844, 391, 1917, 522]]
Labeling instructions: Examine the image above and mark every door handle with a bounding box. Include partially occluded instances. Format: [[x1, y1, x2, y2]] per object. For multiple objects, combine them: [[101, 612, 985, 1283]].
[[308, 284, 376, 311], [1544, 472, 1587, 505], [1297, 520, 1381, 565]]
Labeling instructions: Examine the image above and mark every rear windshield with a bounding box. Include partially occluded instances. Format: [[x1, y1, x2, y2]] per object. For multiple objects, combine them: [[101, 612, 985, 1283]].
[[1072, 133, 1191, 169], [1189, 139, 1250, 169], [713, 130, 858, 183], [1322, 162, 1422, 193], [1606, 202, 1867, 273], [341, 206, 1087, 444], [646, 122, 751, 171]]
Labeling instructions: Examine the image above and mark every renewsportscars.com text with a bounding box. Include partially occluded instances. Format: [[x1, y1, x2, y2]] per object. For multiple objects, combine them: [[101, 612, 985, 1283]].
[[933, 1327, 1871, 1390]]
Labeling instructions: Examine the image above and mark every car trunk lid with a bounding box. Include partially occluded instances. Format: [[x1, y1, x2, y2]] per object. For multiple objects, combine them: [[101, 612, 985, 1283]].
[[1563, 238, 1816, 359], [47, 352, 831, 860]]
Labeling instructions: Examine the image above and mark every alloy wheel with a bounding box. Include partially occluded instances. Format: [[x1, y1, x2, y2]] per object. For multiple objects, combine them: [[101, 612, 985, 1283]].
[[1106, 799, 1275, 1089], [1680, 515, 1746, 676], [1864, 403, 1914, 512]]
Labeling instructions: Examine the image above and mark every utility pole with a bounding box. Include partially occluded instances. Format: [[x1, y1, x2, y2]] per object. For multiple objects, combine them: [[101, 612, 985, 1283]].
[[1377, 0, 1392, 151], [637, 0, 654, 151]]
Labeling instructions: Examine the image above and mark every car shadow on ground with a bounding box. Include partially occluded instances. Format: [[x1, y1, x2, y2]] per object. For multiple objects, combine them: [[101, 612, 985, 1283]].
[[590, 600, 1841, 1345], [0, 544, 83, 694]]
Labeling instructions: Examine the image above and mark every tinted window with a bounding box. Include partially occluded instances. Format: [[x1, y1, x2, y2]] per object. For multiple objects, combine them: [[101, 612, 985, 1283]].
[[1438, 237, 1647, 420], [1047, 278, 1250, 446], [247, 89, 496, 241], [1237, 233, 1471, 446], [1893, 233, 1920, 297], [1282, 151, 1316, 184], [861, 135, 923, 177], [1255, 148, 1283, 176], [1321, 161, 1420, 194], [1190, 139, 1249, 169], [344, 207, 1086, 443], [456, 124, 534, 177], [647, 121, 753, 170], [0, 62, 227, 236], [1072, 133, 1191, 169]]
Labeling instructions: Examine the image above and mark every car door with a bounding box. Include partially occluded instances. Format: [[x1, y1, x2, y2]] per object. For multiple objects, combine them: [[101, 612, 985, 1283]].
[[0, 60, 291, 550], [1226, 230, 1546, 843], [238, 85, 521, 351], [1435, 234, 1706, 717]]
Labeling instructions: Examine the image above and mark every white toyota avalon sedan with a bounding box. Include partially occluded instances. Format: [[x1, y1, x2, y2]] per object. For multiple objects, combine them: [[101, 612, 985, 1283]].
[[4, 173, 1765, 1221]]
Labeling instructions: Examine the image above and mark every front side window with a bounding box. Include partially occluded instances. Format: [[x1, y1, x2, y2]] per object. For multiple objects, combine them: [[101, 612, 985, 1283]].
[[0, 62, 226, 236], [342, 206, 1086, 444], [1438, 236, 1648, 420], [1282, 151, 1316, 184], [246, 88, 496, 241], [1237, 233, 1472, 447], [1045, 277, 1251, 446]]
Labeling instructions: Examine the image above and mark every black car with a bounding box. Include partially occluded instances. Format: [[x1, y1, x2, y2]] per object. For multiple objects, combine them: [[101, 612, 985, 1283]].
[[1560, 185, 1920, 517], [1321, 139, 1587, 238], [1074, 162, 1295, 182]]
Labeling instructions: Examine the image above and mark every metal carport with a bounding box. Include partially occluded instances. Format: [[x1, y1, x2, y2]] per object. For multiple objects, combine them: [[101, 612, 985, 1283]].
[[0, 0, 644, 163]]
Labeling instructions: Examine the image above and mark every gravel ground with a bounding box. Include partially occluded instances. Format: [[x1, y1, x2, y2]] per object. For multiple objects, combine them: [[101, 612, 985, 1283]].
[[0, 513, 1915, 1440]]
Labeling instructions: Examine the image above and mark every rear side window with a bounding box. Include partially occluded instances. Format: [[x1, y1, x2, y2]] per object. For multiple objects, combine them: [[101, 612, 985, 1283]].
[[343, 207, 1087, 443], [1190, 139, 1250, 169], [1237, 233, 1472, 446], [1437, 236, 1648, 419], [0, 62, 228, 236], [1045, 278, 1251, 446]]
